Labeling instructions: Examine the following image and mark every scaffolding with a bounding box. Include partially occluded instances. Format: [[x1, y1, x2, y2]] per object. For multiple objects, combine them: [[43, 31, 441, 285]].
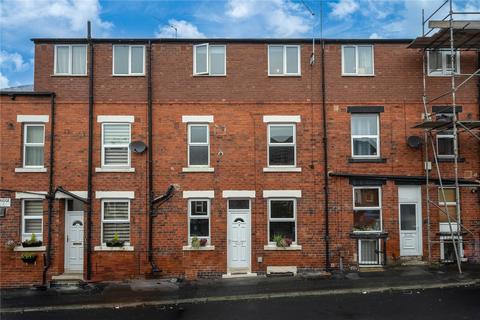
[[408, 0, 480, 274]]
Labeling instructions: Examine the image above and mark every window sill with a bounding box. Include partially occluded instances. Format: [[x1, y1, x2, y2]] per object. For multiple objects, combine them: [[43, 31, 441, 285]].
[[349, 232, 388, 239], [436, 157, 465, 163], [51, 74, 87, 77], [15, 167, 47, 173], [94, 245, 134, 251], [192, 74, 226, 77], [348, 158, 387, 163], [263, 167, 302, 172], [95, 167, 135, 173], [182, 167, 215, 173], [182, 245, 215, 251], [341, 74, 375, 77], [264, 245, 302, 251], [112, 74, 145, 77], [14, 246, 46, 252], [268, 74, 301, 77]]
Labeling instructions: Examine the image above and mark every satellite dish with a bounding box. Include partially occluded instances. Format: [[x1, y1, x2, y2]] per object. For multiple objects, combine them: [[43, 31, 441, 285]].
[[407, 136, 422, 149], [129, 141, 147, 153]]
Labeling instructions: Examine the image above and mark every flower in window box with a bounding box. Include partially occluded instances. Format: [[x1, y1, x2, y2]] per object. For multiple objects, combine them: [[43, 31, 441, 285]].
[[273, 234, 292, 248], [199, 238, 208, 247], [106, 232, 125, 247], [22, 233, 43, 248], [191, 236, 201, 249], [21, 252, 37, 264]]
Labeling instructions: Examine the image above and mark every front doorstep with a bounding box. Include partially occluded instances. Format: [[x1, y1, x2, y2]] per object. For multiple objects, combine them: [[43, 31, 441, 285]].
[[222, 272, 258, 279], [51, 273, 84, 281]]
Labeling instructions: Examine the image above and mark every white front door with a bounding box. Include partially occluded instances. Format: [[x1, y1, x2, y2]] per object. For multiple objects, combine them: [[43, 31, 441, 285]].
[[227, 199, 251, 272], [65, 208, 84, 272], [398, 186, 422, 256]]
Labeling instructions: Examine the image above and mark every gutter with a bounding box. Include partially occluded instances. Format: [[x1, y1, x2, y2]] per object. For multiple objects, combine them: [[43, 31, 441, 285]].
[[329, 172, 480, 186], [86, 21, 94, 281], [321, 40, 330, 271]]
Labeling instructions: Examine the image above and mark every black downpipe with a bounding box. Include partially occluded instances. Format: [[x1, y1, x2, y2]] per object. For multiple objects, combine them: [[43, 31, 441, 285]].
[[42, 93, 56, 286], [321, 40, 330, 271], [86, 21, 94, 280]]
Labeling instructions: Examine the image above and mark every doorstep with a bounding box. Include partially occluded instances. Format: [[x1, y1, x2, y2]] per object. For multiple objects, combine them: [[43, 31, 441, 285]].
[[222, 272, 258, 279], [51, 273, 84, 281]]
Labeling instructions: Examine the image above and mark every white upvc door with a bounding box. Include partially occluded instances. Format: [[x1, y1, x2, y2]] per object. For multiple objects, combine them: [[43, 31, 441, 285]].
[[398, 186, 422, 256], [227, 200, 251, 272], [65, 211, 84, 272]]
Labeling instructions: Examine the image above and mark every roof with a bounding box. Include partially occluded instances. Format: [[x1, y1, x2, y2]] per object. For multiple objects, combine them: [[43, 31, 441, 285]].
[[0, 84, 34, 92], [0, 91, 54, 97], [408, 20, 480, 49]]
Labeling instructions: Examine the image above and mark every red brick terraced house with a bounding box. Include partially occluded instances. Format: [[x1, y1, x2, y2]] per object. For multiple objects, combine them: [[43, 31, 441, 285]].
[[0, 35, 479, 288]]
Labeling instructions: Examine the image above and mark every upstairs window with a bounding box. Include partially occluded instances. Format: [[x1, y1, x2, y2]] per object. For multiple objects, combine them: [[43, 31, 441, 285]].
[[428, 50, 460, 76], [188, 124, 210, 167], [268, 45, 301, 76], [113, 45, 145, 75], [268, 124, 296, 167], [22, 200, 43, 241], [353, 187, 382, 232], [54, 45, 87, 75], [102, 123, 131, 167], [102, 200, 130, 244], [437, 131, 455, 158], [351, 114, 379, 158], [23, 124, 45, 168], [342, 45, 374, 76], [193, 44, 226, 75]]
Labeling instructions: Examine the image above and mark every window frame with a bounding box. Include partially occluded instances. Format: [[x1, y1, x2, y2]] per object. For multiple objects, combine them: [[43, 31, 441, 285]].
[[112, 45, 146, 76], [193, 43, 226, 76], [54, 44, 88, 76], [187, 199, 211, 244], [427, 50, 461, 76], [436, 133, 455, 158], [267, 45, 301, 76], [358, 239, 382, 265], [23, 123, 45, 168], [267, 123, 297, 168], [438, 187, 459, 207], [341, 45, 375, 76], [101, 122, 132, 168], [22, 199, 43, 241], [352, 186, 382, 233], [101, 199, 131, 245], [267, 198, 297, 245], [351, 113, 380, 159], [187, 123, 210, 168]]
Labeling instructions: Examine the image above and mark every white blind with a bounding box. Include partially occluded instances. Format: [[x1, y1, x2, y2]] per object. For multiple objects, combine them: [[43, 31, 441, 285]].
[[103, 124, 130, 165], [104, 202, 129, 220], [103, 201, 130, 242], [24, 200, 43, 235], [103, 223, 130, 242], [24, 200, 43, 216]]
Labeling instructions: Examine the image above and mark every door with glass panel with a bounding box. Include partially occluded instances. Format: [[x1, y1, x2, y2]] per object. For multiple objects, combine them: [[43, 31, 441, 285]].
[[398, 186, 422, 256], [227, 199, 251, 273]]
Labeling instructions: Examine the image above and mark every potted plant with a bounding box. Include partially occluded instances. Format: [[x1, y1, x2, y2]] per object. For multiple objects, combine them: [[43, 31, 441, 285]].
[[5, 240, 18, 251], [22, 233, 43, 248], [21, 252, 37, 264], [105, 232, 125, 247], [191, 236, 200, 249], [199, 238, 208, 247], [273, 234, 292, 248]]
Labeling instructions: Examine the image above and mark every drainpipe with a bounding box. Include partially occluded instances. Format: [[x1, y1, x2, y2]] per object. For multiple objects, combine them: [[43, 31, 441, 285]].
[[86, 21, 94, 280], [321, 40, 330, 271], [42, 93, 56, 286]]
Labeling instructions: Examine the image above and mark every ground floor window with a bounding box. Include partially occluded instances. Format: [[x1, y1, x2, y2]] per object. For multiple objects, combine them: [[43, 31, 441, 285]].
[[358, 239, 381, 265], [101, 200, 130, 244], [268, 199, 296, 243], [441, 237, 463, 262], [188, 199, 210, 243], [22, 199, 43, 241], [353, 187, 382, 232]]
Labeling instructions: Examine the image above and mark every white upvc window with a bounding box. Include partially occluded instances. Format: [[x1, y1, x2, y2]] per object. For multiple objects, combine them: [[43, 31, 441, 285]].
[[193, 44, 226, 76], [440, 236, 464, 262], [101, 200, 130, 244], [22, 200, 43, 241], [268, 45, 301, 76], [351, 114, 380, 158], [23, 124, 45, 168], [437, 132, 455, 158], [342, 45, 374, 76], [188, 124, 210, 167], [54, 45, 87, 75], [268, 124, 296, 167], [358, 239, 382, 265], [188, 199, 211, 243], [268, 198, 297, 244], [428, 50, 460, 76], [353, 187, 382, 232], [113, 45, 145, 76], [101, 123, 131, 168]]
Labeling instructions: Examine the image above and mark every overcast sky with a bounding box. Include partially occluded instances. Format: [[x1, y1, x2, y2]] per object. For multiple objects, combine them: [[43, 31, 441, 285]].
[[0, 0, 478, 88]]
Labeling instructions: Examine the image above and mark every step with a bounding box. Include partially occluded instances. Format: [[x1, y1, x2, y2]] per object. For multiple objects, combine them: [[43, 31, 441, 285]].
[[400, 256, 427, 266], [50, 273, 84, 288]]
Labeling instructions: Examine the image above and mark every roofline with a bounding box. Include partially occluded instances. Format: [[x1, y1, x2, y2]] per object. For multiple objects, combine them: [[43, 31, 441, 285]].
[[31, 38, 414, 45], [0, 91, 55, 97]]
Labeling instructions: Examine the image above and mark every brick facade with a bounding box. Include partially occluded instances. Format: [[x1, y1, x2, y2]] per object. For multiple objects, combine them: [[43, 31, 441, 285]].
[[1, 39, 479, 287]]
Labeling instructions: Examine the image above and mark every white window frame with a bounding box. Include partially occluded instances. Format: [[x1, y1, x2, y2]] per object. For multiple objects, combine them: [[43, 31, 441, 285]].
[[427, 50, 460, 76], [187, 199, 211, 244], [54, 45, 88, 75], [268, 45, 301, 76], [358, 239, 382, 265], [440, 236, 464, 262], [22, 199, 43, 241], [267, 198, 297, 245], [267, 123, 296, 167], [193, 43, 226, 76], [438, 187, 458, 207], [351, 113, 380, 159], [101, 123, 131, 168], [352, 187, 382, 233], [112, 45, 145, 76], [101, 199, 131, 245], [23, 124, 45, 168], [187, 123, 210, 167], [436, 133, 455, 158], [341, 45, 375, 76]]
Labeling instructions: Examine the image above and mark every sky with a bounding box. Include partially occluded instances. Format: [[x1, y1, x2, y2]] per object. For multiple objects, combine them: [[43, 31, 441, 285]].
[[0, 0, 478, 88]]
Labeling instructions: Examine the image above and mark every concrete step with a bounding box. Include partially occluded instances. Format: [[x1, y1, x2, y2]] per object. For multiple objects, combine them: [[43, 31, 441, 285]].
[[50, 273, 84, 288], [400, 257, 428, 266]]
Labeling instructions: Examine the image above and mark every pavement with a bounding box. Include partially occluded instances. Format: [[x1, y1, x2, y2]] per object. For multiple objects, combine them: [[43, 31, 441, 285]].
[[1, 264, 479, 315]]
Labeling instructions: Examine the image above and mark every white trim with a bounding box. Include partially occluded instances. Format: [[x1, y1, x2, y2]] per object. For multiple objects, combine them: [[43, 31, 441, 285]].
[[23, 124, 45, 168], [101, 199, 131, 245], [94, 245, 134, 251], [55, 191, 88, 199], [14, 246, 46, 252], [353, 187, 382, 233], [263, 115, 301, 123], [54, 44, 88, 76], [187, 198, 211, 244], [97, 115, 135, 123], [183, 191, 215, 199], [193, 43, 226, 76], [264, 245, 302, 251], [187, 123, 210, 168], [193, 43, 209, 75], [15, 167, 47, 173], [263, 167, 301, 172], [21, 199, 44, 241], [95, 191, 135, 199], [267, 123, 297, 168], [267, 45, 301, 76], [182, 245, 215, 251], [112, 45, 145, 76], [341, 44, 375, 76], [182, 167, 214, 172], [17, 115, 49, 123], [267, 198, 297, 245], [427, 50, 461, 76], [266, 266, 297, 275], [101, 122, 131, 168], [182, 115, 214, 123], [15, 192, 47, 199], [96, 167, 135, 173], [263, 190, 302, 198], [351, 113, 380, 159], [222, 190, 256, 198]]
